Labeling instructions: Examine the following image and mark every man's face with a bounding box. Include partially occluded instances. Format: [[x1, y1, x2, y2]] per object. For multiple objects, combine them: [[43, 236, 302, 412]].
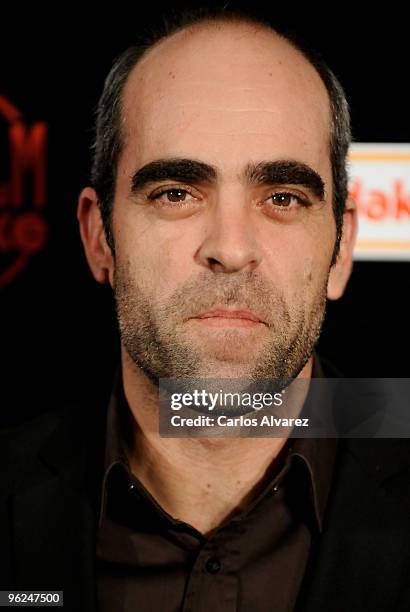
[[111, 23, 337, 382]]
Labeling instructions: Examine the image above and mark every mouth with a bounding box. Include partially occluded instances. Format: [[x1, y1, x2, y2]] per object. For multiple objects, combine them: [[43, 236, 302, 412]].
[[189, 307, 266, 328]]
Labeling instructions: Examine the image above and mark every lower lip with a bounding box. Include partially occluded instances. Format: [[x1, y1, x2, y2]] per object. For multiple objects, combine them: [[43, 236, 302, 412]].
[[192, 316, 262, 328]]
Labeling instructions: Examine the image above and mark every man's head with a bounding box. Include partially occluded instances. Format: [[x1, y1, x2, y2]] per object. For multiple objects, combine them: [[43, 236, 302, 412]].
[[78, 8, 357, 383]]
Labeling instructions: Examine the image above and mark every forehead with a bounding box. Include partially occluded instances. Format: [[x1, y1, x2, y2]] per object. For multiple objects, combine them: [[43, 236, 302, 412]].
[[120, 22, 331, 176]]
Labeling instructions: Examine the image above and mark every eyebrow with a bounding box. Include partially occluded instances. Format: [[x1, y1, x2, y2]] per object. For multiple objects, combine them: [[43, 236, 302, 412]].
[[130, 158, 325, 200], [245, 160, 325, 199]]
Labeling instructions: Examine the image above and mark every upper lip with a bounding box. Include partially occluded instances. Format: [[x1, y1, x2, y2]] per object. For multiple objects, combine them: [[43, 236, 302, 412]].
[[193, 307, 265, 323]]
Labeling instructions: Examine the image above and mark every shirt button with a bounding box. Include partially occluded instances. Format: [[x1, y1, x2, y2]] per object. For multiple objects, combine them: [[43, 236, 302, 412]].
[[128, 483, 139, 496], [205, 557, 221, 574]]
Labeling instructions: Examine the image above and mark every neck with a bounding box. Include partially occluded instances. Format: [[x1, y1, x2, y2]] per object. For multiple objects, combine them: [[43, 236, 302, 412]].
[[121, 349, 313, 536]]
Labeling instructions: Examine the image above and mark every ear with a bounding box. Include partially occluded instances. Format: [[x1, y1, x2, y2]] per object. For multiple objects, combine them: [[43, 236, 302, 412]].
[[327, 196, 358, 300], [77, 187, 114, 287]]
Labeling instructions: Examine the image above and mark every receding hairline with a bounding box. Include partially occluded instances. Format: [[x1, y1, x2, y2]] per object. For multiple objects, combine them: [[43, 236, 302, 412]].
[[129, 15, 323, 85], [120, 15, 332, 150], [147, 14, 282, 52]]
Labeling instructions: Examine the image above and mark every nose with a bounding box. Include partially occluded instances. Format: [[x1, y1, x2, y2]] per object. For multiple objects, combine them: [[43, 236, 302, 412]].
[[195, 191, 262, 274]]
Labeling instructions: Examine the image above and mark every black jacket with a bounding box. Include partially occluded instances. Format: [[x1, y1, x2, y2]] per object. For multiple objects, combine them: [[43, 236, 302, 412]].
[[2, 365, 410, 611]]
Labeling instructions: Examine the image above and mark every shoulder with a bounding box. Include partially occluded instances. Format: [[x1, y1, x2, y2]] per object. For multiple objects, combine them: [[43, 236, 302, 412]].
[[326, 434, 410, 535], [0, 400, 105, 497]]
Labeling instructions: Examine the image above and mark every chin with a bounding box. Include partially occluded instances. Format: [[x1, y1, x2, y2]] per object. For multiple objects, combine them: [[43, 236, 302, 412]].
[[197, 362, 257, 380]]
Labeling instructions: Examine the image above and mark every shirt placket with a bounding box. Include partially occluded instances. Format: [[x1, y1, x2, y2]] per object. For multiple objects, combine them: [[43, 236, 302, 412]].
[[182, 520, 244, 612]]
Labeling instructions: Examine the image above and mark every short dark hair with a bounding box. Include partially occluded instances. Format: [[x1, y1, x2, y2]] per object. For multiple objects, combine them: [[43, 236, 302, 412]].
[[90, 7, 351, 265]]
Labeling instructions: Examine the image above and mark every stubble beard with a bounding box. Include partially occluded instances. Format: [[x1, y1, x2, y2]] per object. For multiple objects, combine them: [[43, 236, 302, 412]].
[[113, 259, 329, 387]]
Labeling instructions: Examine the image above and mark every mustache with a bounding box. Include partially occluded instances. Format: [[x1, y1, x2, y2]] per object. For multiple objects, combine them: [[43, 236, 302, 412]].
[[163, 272, 287, 328]]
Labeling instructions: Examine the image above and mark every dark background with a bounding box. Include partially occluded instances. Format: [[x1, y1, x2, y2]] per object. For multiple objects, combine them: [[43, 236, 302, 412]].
[[1, 4, 409, 427]]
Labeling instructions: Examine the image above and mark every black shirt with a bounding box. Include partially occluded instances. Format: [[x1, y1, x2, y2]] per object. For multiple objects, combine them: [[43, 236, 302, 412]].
[[96, 360, 338, 612]]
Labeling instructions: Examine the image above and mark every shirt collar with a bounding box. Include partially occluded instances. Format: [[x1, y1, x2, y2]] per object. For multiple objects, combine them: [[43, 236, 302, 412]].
[[288, 436, 338, 533], [99, 356, 338, 532], [98, 364, 131, 528], [288, 355, 339, 533]]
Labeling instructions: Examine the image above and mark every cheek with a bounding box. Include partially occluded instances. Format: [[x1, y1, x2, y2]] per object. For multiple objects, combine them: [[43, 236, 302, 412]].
[[261, 218, 334, 301], [300, 207, 336, 273], [113, 206, 196, 300]]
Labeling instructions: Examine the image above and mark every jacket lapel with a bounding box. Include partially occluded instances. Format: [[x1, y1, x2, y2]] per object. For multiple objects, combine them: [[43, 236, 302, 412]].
[[11, 396, 108, 612], [10, 368, 410, 612], [296, 437, 410, 611]]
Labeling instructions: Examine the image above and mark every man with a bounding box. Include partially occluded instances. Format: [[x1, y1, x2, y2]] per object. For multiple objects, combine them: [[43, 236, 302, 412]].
[[2, 7, 410, 612]]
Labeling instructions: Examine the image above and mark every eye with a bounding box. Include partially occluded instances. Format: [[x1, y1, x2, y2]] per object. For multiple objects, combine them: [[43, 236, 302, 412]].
[[265, 191, 309, 209], [148, 187, 199, 207], [162, 188, 190, 203]]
